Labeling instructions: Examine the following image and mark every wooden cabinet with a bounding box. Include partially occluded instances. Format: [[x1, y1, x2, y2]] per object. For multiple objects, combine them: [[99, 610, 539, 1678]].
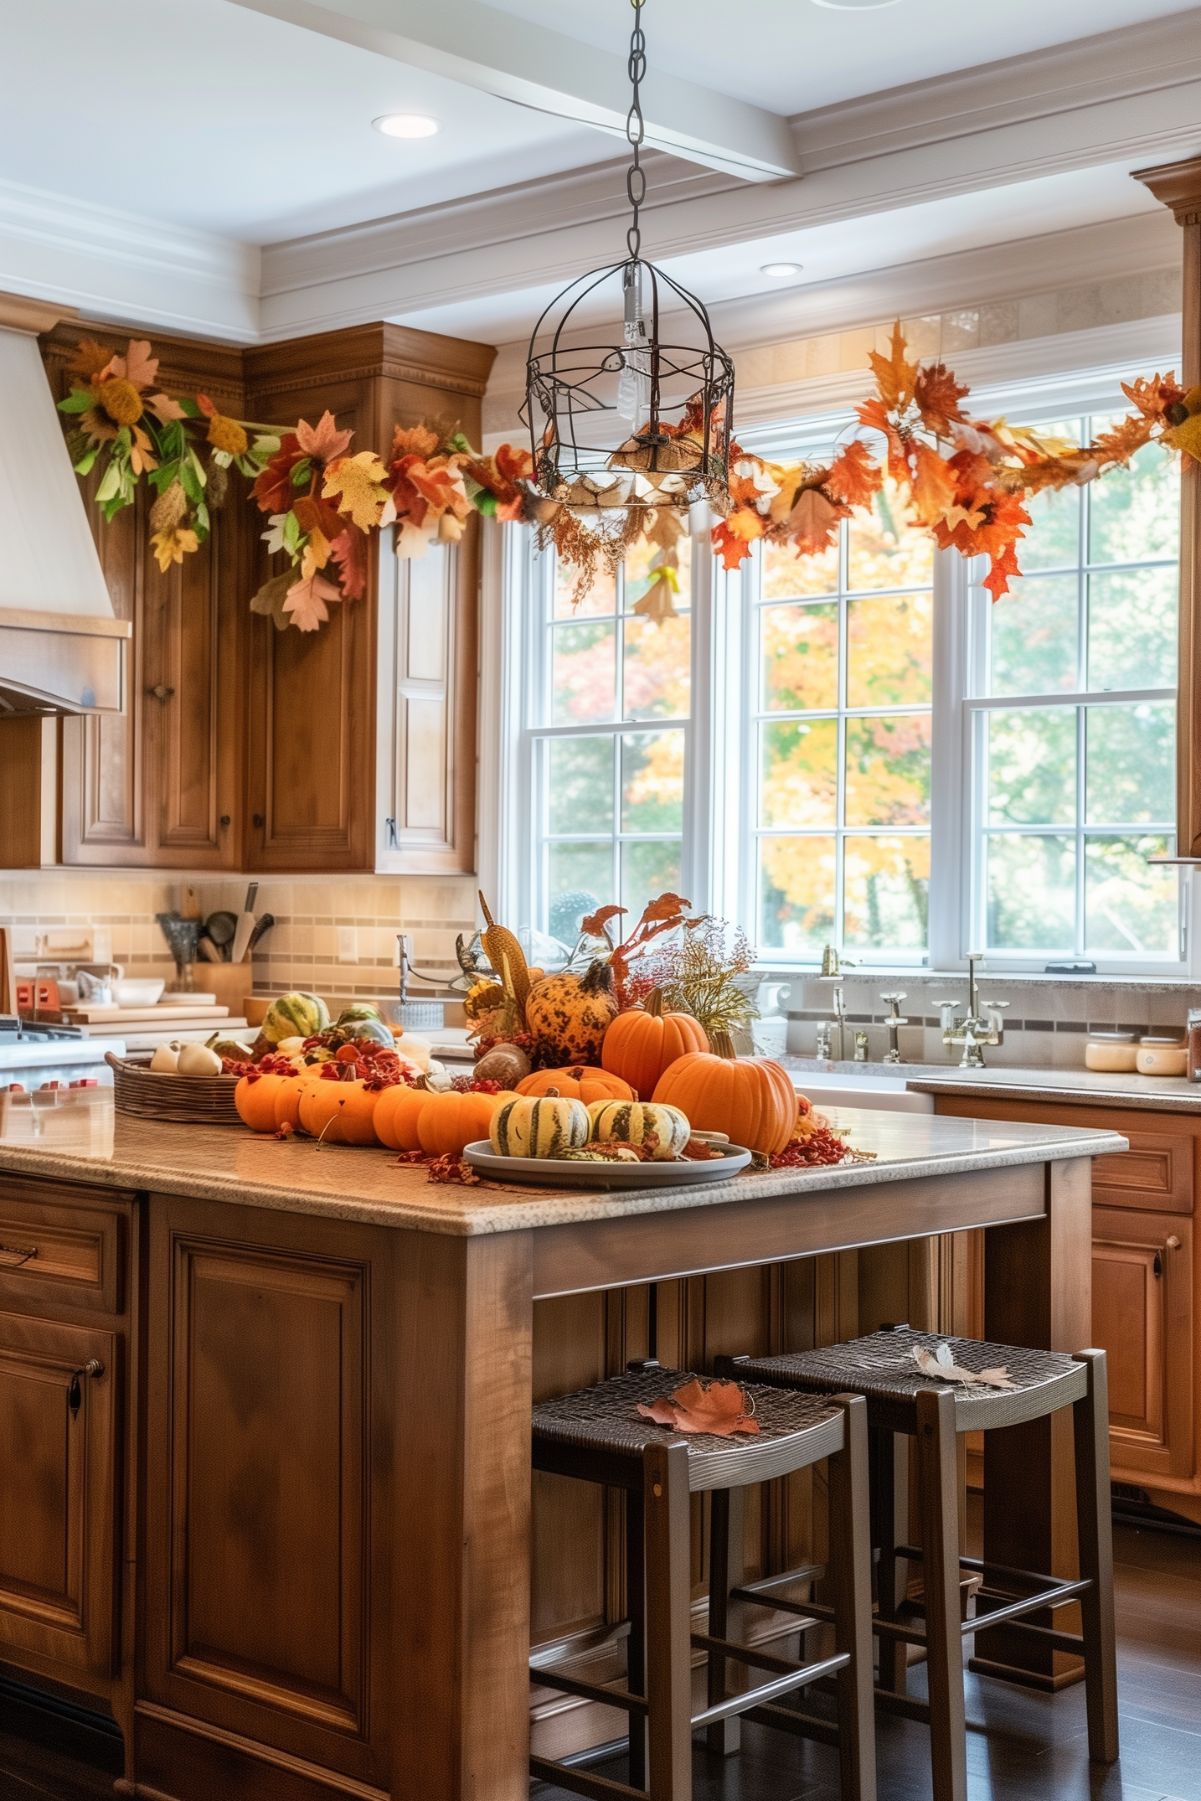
[[932, 1093, 1201, 1518], [0, 1178, 133, 1701], [1, 318, 493, 875], [0, 1311, 116, 1677]]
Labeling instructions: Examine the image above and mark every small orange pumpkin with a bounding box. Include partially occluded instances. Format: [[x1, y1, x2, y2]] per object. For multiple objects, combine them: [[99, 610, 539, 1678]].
[[416, 1090, 499, 1158], [651, 1031, 796, 1156], [601, 991, 709, 1099], [516, 1065, 635, 1106], [373, 1083, 430, 1151], [274, 1076, 310, 1132], [297, 1079, 380, 1146], [236, 1072, 290, 1133]]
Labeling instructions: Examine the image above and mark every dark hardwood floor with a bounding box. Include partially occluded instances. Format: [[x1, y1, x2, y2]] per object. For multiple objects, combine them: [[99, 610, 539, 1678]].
[[1, 1521, 1197, 1801]]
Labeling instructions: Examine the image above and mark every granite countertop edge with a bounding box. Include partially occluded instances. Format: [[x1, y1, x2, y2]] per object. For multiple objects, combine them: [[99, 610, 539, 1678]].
[[0, 1121, 1128, 1236], [907, 1072, 1201, 1112]]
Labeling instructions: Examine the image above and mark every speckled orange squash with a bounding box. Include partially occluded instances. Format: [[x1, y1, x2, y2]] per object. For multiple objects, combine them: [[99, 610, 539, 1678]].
[[601, 990, 709, 1098], [651, 1032, 796, 1156], [297, 1079, 380, 1146], [235, 1072, 289, 1133], [524, 960, 618, 1064], [516, 1065, 635, 1105], [373, 1083, 429, 1151], [416, 1090, 499, 1158]]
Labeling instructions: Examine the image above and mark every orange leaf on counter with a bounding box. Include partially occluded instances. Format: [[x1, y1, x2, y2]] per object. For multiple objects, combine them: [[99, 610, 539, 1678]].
[[637, 1377, 760, 1438]]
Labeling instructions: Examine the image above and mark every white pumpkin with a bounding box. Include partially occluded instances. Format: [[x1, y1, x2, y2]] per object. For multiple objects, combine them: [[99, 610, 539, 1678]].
[[177, 1042, 222, 1077]]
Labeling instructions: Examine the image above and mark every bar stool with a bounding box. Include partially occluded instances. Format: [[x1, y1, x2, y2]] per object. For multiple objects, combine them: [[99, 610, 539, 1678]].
[[719, 1328, 1118, 1801], [529, 1364, 877, 1801]]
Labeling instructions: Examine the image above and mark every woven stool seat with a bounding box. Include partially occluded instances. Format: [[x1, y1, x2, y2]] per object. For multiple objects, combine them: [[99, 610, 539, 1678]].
[[731, 1328, 1087, 1431], [533, 1366, 844, 1492]]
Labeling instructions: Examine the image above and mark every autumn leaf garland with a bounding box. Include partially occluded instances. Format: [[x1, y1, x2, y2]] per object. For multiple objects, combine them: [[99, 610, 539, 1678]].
[[60, 324, 1200, 632]]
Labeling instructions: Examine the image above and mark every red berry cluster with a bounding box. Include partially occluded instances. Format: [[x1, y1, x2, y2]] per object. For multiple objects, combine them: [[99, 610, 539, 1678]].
[[769, 1124, 851, 1168], [449, 1074, 503, 1094]]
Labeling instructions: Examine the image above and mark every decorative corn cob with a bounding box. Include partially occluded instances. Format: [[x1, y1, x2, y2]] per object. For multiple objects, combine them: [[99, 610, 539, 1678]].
[[478, 892, 532, 1015]]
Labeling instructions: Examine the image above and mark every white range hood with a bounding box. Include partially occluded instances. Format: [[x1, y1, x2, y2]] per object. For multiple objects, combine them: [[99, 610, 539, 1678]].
[[0, 293, 129, 715]]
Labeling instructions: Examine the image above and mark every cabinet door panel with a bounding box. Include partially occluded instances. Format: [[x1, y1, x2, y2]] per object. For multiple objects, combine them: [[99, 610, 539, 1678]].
[[145, 519, 238, 867], [145, 1202, 384, 1782], [1092, 1207, 1193, 1482], [0, 1312, 116, 1674], [1091, 1128, 1193, 1215]]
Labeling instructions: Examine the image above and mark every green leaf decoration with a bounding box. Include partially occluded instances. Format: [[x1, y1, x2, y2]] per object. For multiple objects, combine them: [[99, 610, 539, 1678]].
[[290, 457, 313, 488], [58, 389, 97, 415]]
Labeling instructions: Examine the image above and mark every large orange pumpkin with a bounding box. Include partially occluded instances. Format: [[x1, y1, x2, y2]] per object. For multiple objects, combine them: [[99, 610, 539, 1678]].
[[297, 1079, 380, 1146], [516, 1065, 635, 1105], [373, 1083, 430, 1150], [651, 1032, 796, 1156], [236, 1072, 292, 1133], [601, 990, 709, 1099], [416, 1090, 498, 1157]]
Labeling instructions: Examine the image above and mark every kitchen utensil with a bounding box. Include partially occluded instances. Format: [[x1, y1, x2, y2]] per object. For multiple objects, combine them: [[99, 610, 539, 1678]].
[[246, 913, 275, 954], [202, 911, 238, 959], [197, 937, 223, 963], [76, 966, 115, 1006], [230, 882, 259, 966], [462, 1141, 752, 1189], [156, 914, 201, 991]]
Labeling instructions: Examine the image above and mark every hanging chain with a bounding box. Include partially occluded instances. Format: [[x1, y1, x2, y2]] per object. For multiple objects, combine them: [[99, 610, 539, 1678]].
[[625, 0, 647, 260]]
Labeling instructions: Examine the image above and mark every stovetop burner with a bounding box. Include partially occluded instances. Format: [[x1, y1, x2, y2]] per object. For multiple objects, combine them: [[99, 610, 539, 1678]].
[[0, 1015, 85, 1043]]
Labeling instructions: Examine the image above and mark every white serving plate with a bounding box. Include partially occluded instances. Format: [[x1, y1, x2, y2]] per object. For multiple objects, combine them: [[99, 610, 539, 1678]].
[[463, 1141, 752, 1189]]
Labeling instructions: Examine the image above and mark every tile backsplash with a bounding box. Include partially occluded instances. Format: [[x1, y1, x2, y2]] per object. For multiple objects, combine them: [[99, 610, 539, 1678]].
[[0, 871, 478, 1001]]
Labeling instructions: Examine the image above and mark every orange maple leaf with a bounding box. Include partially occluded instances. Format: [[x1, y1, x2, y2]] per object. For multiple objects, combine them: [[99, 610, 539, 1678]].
[[913, 362, 969, 435], [391, 421, 442, 461], [711, 519, 756, 570], [868, 321, 918, 412], [296, 410, 353, 464], [824, 438, 881, 509], [857, 396, 913, 484], [637, 1378, 760, 1438], [908, 442, 959, 529], [329, 527, 368, 602], [770, 483, 843, 556], [252, 433, 303, 515], [66, 337, 114, 385]]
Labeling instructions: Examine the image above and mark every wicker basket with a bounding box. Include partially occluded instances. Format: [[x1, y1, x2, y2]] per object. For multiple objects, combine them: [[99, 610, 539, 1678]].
[[105, 1052, 242, 1126]]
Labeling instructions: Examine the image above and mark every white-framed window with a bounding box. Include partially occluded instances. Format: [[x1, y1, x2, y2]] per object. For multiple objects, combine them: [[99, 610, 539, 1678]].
[[491, 360, 1188, 974]]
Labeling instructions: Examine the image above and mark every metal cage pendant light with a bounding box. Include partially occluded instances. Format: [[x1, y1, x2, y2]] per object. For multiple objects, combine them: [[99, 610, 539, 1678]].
[[522, 0, 735, 515]]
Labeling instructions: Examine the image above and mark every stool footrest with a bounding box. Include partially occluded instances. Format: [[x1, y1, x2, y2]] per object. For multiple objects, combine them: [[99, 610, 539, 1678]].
[[692, 1648, 850, 1730], [741, 1700, 841, 1746], [983, 1613, 1085, 1655], [531, 1666, 648, 1716], [896, 1543, 1067, 1595], [964, 1578, 1090, 1638], [530, 1753, 644, 1801]]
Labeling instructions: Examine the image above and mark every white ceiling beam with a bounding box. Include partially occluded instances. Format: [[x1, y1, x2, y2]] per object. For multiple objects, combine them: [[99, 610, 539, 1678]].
[[224, 0, 800, 182]]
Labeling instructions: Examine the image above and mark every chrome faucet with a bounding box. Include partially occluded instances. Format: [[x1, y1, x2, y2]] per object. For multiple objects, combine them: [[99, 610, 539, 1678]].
[[817, 944, 854, 1060], [941, 954, 1010, 1069], [879, 991, 909, 1065], [853, 1030, 870, 1062]]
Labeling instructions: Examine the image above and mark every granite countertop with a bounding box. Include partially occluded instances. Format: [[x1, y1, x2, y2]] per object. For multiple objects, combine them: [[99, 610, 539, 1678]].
[[0, 1098, 1125, 1236], [907, 1066, 1201, 1112]]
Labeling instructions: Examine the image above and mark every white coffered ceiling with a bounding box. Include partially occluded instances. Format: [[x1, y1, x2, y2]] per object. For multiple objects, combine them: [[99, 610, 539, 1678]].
[[0, 0, 1197, 347]]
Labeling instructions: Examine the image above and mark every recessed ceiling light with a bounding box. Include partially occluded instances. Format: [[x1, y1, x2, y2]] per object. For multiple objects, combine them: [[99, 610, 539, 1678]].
[[373, 113, 440, 140], [761, 262, 804, 278], [810, 0, 902, 9]]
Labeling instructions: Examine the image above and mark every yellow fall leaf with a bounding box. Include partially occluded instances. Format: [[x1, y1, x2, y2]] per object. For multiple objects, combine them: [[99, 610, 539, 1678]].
[[301, 527, 332, 580], [150, 528, 199, 573], [868, 322, 917, 413], [322, 451, 390, 531]]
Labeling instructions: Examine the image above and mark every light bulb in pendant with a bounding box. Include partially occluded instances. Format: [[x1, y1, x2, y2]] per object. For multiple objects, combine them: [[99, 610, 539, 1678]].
[[616, 265, 651, 431]]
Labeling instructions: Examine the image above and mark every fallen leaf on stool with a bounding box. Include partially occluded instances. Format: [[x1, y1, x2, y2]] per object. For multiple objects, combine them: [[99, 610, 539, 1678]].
[[637, 1377, 760, 1437], [912, 1342, 1016, 1390]]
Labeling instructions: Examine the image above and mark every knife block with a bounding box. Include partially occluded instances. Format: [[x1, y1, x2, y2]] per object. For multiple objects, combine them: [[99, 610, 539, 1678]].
[[205, 962, 257, 1018]]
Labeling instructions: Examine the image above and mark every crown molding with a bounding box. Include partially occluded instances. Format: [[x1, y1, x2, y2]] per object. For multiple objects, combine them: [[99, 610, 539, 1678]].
[[1135, 152, 1201, 225], [482, 212, 1181, 434], [0, 176, 259, 341]]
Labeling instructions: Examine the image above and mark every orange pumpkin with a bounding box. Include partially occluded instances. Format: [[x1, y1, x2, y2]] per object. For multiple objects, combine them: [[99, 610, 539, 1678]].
[[651, 1031, 796, 1156], [373, 1083, 430, 1151], [601, 991, 709, 1099], [516, 1065, 635, 1106], [297, 1079, 380, 1146], [417, 1090, 498, 1158], [274, 1076, 311, 1132], [236, 1072, 290, 1133]]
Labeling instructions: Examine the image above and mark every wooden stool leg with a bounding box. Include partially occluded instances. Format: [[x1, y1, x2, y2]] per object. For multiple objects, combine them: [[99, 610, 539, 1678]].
[[1073, 1350, 1119, 1765], [643, 1442, 693, 1801], [915, 1388, 968, 1801], [870, 1423, 908, 1696], [705, 1485, 745, 1757], [627, 1488, 648, 1791], [829, 1397, 878, 1801]]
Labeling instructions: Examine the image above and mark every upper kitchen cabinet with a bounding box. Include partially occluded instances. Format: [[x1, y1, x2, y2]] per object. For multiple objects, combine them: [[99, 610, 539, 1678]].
[[242, 324, 493, 875], [40, 325, 246, 870]]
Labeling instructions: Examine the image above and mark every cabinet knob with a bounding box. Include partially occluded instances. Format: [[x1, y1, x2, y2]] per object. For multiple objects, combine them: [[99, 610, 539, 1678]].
[[1165, 1234, 1182, 1251], [147, 683, 175, 702], [67, 1359, 104, 1419], [219, 815, 231, 829], [253, 813, 265, 829]]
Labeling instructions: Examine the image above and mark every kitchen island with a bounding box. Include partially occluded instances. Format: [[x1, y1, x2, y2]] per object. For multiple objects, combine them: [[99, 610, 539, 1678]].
[[0, 1102, 1123, 1801]]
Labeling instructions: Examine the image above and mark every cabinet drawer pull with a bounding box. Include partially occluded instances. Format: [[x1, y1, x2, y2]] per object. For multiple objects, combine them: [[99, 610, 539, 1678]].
[[386, 816, 398, 848], [0, 1243, 38, 1268], [147, 683, 175, 702], [67, 1359, 104, 1419]]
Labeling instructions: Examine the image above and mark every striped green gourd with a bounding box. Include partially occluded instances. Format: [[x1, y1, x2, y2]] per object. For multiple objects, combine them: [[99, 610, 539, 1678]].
[[489, 1090, 590, 1159], [262, 991, 331, 1045], [587, 1099, 691, 1161]]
